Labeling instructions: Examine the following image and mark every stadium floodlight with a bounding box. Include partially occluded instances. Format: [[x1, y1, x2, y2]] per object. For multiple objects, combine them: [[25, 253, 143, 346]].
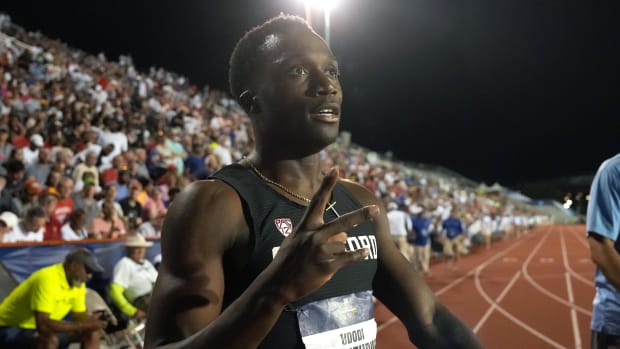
[[303, 0, 340, 47]]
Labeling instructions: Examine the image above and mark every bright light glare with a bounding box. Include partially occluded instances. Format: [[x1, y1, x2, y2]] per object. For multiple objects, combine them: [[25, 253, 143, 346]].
[[563, 199, 573, 209], [304, 0, 339, 11]]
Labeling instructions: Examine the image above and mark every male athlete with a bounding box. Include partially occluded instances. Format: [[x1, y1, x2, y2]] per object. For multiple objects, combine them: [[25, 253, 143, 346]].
[[145, 15, 485, 349]]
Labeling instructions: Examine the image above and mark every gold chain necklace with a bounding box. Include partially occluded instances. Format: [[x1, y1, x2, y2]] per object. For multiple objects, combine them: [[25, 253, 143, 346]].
[[247, 161, 312, 203], [247, 161, 340, 216]]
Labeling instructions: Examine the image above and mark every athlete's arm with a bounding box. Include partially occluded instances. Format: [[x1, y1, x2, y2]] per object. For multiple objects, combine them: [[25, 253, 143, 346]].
[[588, 232, 620, 289], [342, 181, 485, 349], [145, 171, 378, 349]]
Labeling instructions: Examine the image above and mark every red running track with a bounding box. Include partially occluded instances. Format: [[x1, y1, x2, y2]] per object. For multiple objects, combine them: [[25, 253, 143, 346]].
[[375, 225, 594, 349]]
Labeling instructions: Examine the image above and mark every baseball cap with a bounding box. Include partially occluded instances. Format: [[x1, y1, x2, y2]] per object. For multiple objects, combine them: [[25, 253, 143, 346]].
[[65, 248, 105, 273], [0, 211, 18, 229], [29, 134, 44, 147]]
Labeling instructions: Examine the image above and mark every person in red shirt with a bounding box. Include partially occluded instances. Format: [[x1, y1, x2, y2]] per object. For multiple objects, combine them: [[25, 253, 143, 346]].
[[39, 190, 60, 241], [50, 177, 75, 223], [45, 177, 75, 240]]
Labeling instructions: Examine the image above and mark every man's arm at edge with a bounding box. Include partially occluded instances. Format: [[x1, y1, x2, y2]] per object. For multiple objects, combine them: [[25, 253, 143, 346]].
[[588, 232, 620, 290]]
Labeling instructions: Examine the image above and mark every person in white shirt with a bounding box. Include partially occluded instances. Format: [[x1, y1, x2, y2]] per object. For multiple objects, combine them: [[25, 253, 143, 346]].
[[72, 151, 100, 191], [480, 213, 496, 250], [22, 134, 44, 166], [61, 208, 89, 241], [0, 211, 18, 243], [3, 207, 47, 243], [108, 234, 158, 321], [95, 118, 128, 164], [387, 202, 413, 261]]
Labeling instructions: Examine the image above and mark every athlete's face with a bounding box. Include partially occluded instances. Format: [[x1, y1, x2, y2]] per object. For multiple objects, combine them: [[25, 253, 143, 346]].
[[252, 28, 342, 154]]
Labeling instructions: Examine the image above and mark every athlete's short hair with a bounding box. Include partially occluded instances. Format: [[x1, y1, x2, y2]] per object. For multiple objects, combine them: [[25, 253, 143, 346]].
[[228, 14, 317, 101]]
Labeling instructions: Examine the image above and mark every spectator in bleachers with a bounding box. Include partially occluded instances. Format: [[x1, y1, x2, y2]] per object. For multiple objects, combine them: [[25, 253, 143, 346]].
[[90, 198, 125, 239], [2, 158, 25, 199], [51, 177, 74, 220], [166, 128, 187, 175], [14, 177, 42, 216], [95, 117, 128, 166], [101, 155, 123, 186], [109, 234, 158, 321], [210, 135, 232, 166], [184, 142, 208, 180], [0, 125, 13, 163], [72, 150, 99, 189], [127, 148, 150, 179], [137, 208, 163, 238], [73, 130, 102, 163], [96, 143, 116, 172], [0, 248, 107, 349], [7, 147, 24, 164], [442, 210, 465, 269], [98, 183, 123, 217], [3, 206, 46, 242], [44, 166, 62, 191], [114, 169, 131, 201], [0, 210, 18, 243], [156, 167, 179, 206], [22, 133, 43, 166], [25, 146, 51, 185], [204, 145, 222, 174], [44, 177, 74, 241], [71, 179, 100, 228], [142, 187, 166, 223], [73, 170, 98, 194], [119, 180, 142, 223], [61, 208, 89, 240], [0, 176, 19, 214]]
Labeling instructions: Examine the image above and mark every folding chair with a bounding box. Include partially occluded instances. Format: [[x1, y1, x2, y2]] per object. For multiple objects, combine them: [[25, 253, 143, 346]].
[[86, 288, 144, 349]]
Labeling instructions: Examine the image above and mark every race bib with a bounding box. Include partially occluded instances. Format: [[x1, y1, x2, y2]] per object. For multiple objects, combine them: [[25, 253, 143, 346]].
[[297, 290, 377, 349]]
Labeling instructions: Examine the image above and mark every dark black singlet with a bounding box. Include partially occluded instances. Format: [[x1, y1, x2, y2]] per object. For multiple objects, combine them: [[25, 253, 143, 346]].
[[211, 164, 378, 349]]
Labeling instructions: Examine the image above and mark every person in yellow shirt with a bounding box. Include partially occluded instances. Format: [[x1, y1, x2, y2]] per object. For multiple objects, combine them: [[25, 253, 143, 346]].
[[0, 248, 108, 348]]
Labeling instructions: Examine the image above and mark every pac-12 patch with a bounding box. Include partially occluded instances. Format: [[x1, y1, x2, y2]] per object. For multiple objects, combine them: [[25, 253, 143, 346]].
[[274, 218, 293, 237]]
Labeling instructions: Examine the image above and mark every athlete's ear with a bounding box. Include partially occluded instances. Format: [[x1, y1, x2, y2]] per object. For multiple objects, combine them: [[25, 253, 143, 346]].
[[239, 90, 261, 114]]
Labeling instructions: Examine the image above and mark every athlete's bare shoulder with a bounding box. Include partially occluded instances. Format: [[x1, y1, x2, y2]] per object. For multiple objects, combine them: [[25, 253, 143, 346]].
[[160, 178, 250, 274]]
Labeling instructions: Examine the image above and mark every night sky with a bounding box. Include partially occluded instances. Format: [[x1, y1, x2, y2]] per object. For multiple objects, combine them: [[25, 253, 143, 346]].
[[2, 0, 619, 186]]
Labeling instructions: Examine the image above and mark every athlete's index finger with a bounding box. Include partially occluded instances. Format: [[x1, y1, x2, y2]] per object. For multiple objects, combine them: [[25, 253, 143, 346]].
[[303, 167, 339, 226]]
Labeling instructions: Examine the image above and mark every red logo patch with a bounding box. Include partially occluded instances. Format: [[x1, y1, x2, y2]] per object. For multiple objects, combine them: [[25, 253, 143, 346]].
[[274, 218, 293, 237]]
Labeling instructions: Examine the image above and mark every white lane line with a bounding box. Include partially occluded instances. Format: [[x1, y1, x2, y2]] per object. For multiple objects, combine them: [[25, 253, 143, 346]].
[[473, 271, 520, 333], [376, 315, 399, 331], [474, 230, 566, 349], [561, 232, 594, 287], [522, 232, 592, 316], [565, 272, 582, 349], [572, 229, 589, 249], [376, 239, 525, 332]]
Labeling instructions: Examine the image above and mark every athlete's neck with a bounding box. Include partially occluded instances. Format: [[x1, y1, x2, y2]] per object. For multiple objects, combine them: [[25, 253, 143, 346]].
[[245, 153, 325, 198]]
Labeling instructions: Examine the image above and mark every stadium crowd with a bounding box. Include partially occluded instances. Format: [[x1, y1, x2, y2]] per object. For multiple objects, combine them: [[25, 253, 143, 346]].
[[0, 13, 547, 255]]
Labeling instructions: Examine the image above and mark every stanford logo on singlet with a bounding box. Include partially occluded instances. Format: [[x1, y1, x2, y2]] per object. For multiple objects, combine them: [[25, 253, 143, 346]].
[[274, 218, 293, 237]]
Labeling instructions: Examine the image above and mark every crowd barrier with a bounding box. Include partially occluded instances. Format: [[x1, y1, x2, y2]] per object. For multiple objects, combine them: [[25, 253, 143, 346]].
[[0, 239, 161, 284]]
